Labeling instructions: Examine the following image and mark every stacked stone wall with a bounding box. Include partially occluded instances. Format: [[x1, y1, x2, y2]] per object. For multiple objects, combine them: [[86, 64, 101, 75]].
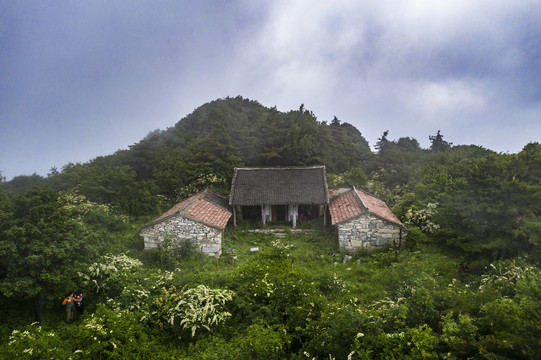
[[140, 214, 222, 257], [337, 213, 406, 252]]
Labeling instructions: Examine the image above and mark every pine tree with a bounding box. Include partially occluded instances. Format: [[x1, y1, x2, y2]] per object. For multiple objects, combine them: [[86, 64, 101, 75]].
[[429, 130, 452, 151]]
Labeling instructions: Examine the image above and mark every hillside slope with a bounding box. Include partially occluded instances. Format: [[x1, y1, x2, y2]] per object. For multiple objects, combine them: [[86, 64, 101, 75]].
[[9, 97, 372, 213]]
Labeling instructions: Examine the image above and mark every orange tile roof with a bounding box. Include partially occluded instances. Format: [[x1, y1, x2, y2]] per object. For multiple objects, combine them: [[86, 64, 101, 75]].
[[329, 187, 405, 227], [185, 199, 232, 229], [142, 189, 232, 229], [329, 190, 363, 225], [355, 189, 405, 227]]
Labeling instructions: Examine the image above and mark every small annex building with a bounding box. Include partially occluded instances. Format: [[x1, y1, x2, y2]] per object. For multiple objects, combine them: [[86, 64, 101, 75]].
[[140, 189, 232, 257], [329, 187, 408, 252], [229, 166, 329, 227]]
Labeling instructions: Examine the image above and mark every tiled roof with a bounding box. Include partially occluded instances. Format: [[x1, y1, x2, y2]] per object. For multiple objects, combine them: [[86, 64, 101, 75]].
[[142, 189, 232, 230], [229, 166, 329, 205], [329, 187, 406, 227], [328, 190, 363, 225], [355, 189, 405, 226]]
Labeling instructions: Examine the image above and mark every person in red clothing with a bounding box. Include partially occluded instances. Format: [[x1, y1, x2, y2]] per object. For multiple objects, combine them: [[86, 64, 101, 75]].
[[62, 292, 79, 323]]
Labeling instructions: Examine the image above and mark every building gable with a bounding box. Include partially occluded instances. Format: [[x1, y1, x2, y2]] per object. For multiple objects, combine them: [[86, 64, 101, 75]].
[[329, 187, 405, 228], [354, 189, 405, 228]]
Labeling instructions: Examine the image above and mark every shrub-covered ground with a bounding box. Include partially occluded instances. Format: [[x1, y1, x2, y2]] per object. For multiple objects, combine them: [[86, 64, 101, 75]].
[[1, 228, 539, 359]]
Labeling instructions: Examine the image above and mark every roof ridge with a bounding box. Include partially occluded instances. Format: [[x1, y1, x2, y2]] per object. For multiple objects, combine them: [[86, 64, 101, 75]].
[[351, 186, 367, 212], [201, 188, 231, 211], [233, 165, 326, 170], [353, 187, 406, 228], [141, 188, 232, 230], [230, 166, 329, 206]]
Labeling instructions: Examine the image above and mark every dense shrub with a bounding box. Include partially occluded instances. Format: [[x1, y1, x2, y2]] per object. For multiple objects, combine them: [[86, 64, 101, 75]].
[[1, 231, 539, 359]]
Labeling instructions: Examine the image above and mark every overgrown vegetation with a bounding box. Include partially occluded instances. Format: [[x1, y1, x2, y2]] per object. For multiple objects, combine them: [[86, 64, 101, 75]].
[[1, 97, 540, 358]]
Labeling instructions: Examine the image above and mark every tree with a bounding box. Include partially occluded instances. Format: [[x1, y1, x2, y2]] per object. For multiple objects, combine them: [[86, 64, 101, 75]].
[[47, 167, 59, 177], [374, 130, 390, 152], [0, 186, 93, 322], [429, 152, 540, 260], [5, 173, 46, 194], [396, 137, 421, 152], [429, 130, 452, 152], [342, 167, 368, 188]]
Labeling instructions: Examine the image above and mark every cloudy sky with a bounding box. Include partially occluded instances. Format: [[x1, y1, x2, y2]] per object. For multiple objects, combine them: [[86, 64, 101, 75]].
[[1, 0, 540, 180]]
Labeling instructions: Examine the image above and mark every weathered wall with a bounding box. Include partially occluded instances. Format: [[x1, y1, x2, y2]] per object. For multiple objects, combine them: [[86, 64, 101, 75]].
[[337, 213, 406, 252], [140, 214, 222, 257]]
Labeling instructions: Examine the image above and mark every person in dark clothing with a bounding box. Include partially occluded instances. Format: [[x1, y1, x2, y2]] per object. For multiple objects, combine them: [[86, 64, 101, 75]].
[[74, 290, 84, 316]]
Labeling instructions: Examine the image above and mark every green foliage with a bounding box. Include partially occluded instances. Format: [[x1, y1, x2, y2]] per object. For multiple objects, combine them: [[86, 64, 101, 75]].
[[235, 322, 292, 359], [0, 186, 96, 321], [73, 305, 159, 359], [409, 145, 541, 261], [441, 312, 479, 359], [4, 173, 46, 195], [155, 233, 201, 269], [79, 253, 143, 298], [404, 202, 440, 234], [1, 228, 540, 359], [327, 167, 368, 188], [53, 163, 159, 216], [404, 226, 428, 249], [186, 322, 291, 360], [151, 285, 234, 339], [2, 322, 72, 359]]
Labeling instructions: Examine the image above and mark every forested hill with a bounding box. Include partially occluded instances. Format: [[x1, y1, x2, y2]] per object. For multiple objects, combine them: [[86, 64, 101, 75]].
[[113, 96, 371, 181], [5, 96, 372, 213], [2, 96, 541, 262]]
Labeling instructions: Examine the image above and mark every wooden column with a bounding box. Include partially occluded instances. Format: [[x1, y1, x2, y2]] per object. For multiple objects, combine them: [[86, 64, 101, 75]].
[[261, 205, 266, 226], [292, 204, 297, 228], [233, 207, 237, 227], [323, 205, 327, 227]]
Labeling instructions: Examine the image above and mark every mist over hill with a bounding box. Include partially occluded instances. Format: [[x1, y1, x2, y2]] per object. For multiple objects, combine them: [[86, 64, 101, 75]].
[[6, 96, 373, 209]]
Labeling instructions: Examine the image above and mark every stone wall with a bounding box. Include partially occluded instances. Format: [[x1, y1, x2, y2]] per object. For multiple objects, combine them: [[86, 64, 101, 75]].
[[337, 213, 406, 252], [140, 214, 223, 257]]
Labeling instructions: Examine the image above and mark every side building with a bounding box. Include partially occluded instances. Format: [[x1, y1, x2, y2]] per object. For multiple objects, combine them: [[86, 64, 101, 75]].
[[329, 187, 408, 251], [140, 189, 232, 257]]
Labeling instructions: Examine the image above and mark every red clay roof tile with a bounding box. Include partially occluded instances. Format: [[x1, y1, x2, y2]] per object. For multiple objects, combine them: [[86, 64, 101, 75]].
[[329, 187, 405, 227], [142, 189, 232, 230]]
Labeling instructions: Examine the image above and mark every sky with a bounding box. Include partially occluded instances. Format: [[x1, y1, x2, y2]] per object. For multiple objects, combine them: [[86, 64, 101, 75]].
[[1, 0, 540, 180]]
